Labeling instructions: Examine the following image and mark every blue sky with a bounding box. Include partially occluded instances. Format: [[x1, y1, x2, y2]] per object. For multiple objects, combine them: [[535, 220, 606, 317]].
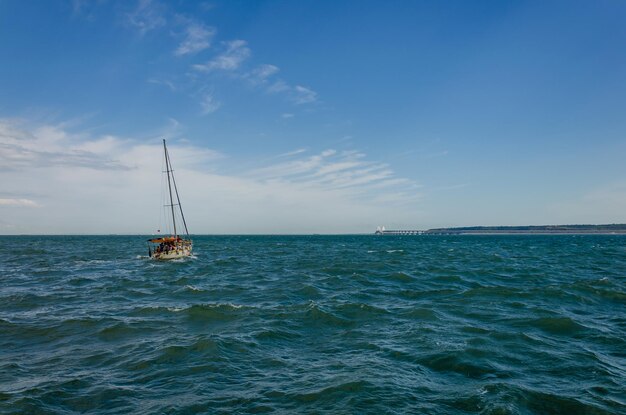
[[1, 0, 625, 234]]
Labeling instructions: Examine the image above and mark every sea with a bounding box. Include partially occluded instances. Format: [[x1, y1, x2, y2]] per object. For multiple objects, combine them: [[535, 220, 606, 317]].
[[1, 235, 625, 414]]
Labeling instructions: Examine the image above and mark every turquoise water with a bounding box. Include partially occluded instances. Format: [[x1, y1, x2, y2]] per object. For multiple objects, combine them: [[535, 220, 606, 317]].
[[1, 235, 625, 414]]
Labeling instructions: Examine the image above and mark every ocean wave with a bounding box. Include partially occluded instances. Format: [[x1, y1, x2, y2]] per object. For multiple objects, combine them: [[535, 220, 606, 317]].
[[128, 303, 249, 320], [334, 302, 389, 319], [400, 307, 439, 320], [97, 322, 149, 341], [524, 316, 588, 335], [182, 284, 204, 293], [253, 328, 301, 341], [417, 353, 501, 379], [300, 302, 353, 327], [289, 380, 374, 403], [386, 271, 416, 282], [296, 284, 322, 298], [184, 303, 249, 323]]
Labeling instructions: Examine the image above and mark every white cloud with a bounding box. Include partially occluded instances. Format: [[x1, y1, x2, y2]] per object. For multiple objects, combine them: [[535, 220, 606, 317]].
[[313, 160, 362, 177], [252, 149, 335, 179], [0, 121, 129, 170], [293, 85, 318, 104], [0, 120, 421, 234], [126, 0, 166, 35], [277, 148, 306, 157], [188, 40, 321, 109], [251, 64, 279, 80], [175, 22, 215, 56], [192, 40, 250, 72], [250, 148, 415, 199], [147, 78, 177, 91], [190, 41, 318, 106], [265, 82, 318, 105], [0, 198, 39, 207], [281, 113, 294, 119], [267, 80, 290, 94], [200, 94, 221, 114]]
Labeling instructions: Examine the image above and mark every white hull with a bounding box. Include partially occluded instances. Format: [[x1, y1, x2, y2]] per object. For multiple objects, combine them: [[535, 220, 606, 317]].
[[151, 244, 192, 260]]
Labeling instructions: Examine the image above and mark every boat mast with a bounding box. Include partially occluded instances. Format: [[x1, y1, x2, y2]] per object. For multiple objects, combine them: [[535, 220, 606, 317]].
[[163, 139, 177, 238]]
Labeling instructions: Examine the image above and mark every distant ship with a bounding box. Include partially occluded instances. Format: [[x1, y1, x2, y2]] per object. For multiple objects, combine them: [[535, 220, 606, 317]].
[[147, 139, 193, 260]]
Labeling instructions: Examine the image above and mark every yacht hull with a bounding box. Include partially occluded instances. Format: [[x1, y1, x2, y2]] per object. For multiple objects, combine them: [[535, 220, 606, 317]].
[[150, 242, 193, 260]]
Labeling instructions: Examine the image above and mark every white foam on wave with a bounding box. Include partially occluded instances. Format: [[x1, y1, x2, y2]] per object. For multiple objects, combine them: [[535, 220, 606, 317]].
[[167, 302, 246, 312], [76, 259, 111, 265]]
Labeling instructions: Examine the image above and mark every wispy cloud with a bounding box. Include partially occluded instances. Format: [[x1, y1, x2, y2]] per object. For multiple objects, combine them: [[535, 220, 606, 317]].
[[0, 198, 39, 207], [281, 113, 295, 119], [189, 38, 318, 106], [264, 80, 318, 105], [267, 80, 290, 94], [243, 63, 283, 89], [276, 148, 308, 158], [200, 94, 221, 114], [250, 148, 416, 199], [72, 0, 105, 20], [192, 40, 250, 72], [147, 78, 177, 91], [126, 0, 166, 35], [250, 64, 279, 81], [293, 85, 318, 104], [0, 120, 129, 171], [188, 39, 319, 111], [175, 21, 215, 56]]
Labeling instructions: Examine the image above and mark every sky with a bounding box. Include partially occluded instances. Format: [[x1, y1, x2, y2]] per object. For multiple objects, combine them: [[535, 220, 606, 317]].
[[1, 0, 625, 234]]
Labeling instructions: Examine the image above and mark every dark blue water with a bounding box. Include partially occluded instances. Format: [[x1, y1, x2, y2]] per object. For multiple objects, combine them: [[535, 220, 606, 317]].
[[1, 235, 625, 414]]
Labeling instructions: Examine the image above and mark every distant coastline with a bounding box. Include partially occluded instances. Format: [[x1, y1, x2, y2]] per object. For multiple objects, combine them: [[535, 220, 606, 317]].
[[376, 224, 626, 235]]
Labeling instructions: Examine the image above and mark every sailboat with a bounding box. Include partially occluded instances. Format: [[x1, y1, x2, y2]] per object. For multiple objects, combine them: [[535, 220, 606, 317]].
[[147, 139, 193, 260]]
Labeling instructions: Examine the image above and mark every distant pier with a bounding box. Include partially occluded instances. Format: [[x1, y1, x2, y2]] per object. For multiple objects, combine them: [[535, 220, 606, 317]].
[[375, 230, 424, 235], [375, 224, 626, 235], [375, 227, 424, 235]]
